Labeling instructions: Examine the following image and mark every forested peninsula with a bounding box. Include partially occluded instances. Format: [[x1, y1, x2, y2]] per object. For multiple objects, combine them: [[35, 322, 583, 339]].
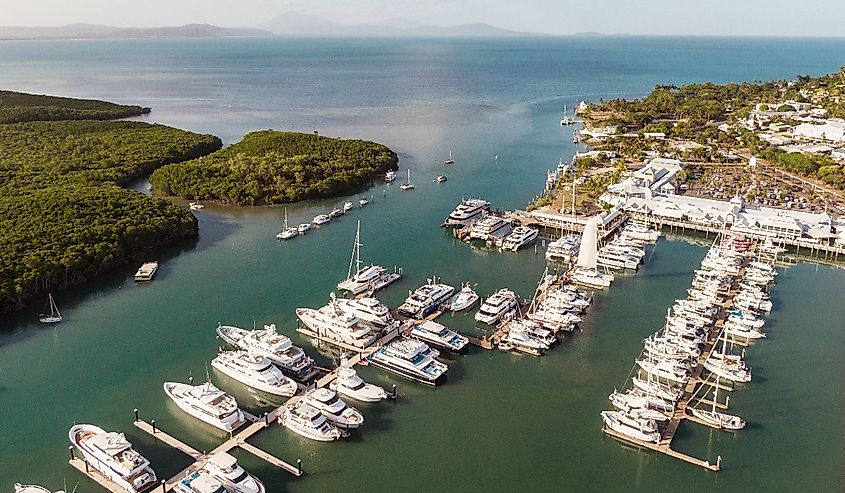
[[150, 130, 399, 205], [0, 92, 221, 312]]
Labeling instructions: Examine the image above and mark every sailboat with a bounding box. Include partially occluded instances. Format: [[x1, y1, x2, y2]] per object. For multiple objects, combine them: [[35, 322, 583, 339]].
[[689, 374, 746, 430], [38, 293, 62, 324], [276, 207, 299, 240], [400, 169, 415, 190], [444, 150, 454, 165], [571, 216, 614, 288], [560, 104, 575, 126], [337, 221, 401, 294]]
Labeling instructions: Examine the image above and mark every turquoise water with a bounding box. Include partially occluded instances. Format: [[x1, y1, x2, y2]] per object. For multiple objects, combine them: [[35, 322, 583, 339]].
[[1, 37, 844, 492]]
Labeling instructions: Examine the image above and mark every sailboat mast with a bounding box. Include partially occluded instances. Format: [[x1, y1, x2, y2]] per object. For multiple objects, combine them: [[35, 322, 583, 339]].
[[346, 221, 362, 279]]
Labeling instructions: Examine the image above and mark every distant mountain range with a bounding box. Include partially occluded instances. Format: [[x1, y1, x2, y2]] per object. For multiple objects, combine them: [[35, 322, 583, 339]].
[[259, 12, 543, 37], [0, 23, 271, 40]]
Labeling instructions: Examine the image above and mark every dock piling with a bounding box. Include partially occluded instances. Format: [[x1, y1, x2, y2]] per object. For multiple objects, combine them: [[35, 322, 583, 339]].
[[297, 458, 302, 476], [151, 419, 156, 434], [264, 412, 269, 427], [160, 480, 166, 492], [133, 408, 139, 422], [391, 384, 397, 400]]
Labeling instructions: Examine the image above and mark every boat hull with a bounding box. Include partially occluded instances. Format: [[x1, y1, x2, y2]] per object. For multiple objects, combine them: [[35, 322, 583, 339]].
[[366, 357, 447, 386]]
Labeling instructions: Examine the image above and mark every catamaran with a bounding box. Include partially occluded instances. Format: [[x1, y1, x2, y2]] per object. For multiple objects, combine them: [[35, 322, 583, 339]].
[[337, 221, 402, 295], [400, 169, 415, 190], [276, 208, 299, 240], [38, 293, 62, 324], [68, 424, 157, 493], [134, 262, 159, 282]]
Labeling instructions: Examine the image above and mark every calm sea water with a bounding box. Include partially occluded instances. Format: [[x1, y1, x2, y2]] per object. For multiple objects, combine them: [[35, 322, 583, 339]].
[[1, 37, 844, 492]]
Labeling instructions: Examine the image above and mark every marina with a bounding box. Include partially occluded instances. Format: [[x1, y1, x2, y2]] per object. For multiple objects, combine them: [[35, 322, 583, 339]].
[[3, 36, 845, 493]]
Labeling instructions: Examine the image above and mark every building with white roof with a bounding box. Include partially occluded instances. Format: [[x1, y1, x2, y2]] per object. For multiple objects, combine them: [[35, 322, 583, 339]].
[[792, 120, 845, 143]]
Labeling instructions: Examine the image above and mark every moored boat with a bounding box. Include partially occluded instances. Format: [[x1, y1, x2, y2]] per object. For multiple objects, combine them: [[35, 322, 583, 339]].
[[201, 452, 265, 493], [329, 366, 388, 403], [367, 339, 448, 385], [68, 424, 157, 493], [163, 381, 245, 432]]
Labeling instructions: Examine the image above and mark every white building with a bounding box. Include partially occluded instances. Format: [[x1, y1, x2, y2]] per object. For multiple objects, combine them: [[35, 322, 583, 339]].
[[792, 120, 845, 143]]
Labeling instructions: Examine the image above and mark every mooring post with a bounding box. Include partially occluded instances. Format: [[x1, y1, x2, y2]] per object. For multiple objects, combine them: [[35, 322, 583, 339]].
[[297, 458, 302, 475], [68, 445, 75, 461], [133, 408, 139, 422], [264, 412, 270, 427], [161, 479, 167, 492], [717, 455, 722, 469], [84, 458, 89, 472], [392, 384, 397, 400], [151, 419, 156, 434]]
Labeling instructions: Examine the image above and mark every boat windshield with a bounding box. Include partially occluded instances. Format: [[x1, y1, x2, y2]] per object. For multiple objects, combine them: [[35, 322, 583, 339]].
[[231, 470, 249, 483]]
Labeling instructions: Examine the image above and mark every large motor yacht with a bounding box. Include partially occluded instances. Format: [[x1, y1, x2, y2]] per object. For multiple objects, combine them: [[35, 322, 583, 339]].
[[545, 235, 580, 262], [201, 452, 265, 493], [501, 226, 539, 251], [296, 294, 380, 349], [334, 296, 394, 326], [474, 288, 519, 325], [301, 387, 365, 429], [600, 410, 661, 443], [68, 424, 157, 493], [211, 350, 298, 397], [408, 320, 469, 354], [442, 198, 491, 227], [367, 339, 448, 385], [329, 366, 388, 403], [596, 247, 640, 270], [216, 323, 318, 382], [278, 400, 343, 442], [469, 216, 512, 241], [163, 381, 245, 432], [397, 280, 455, 319]]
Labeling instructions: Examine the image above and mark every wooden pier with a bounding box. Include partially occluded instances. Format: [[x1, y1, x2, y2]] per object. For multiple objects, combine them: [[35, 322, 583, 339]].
[[603, 426, 721, 472], [133, 419, 202, 459], [69, 458, 127, 493]]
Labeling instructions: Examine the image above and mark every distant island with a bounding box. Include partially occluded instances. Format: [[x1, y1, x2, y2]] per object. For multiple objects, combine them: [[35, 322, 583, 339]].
[[0, 23, 271, 40], [0, 92, 221, 312], [150, 130, 399, 206]]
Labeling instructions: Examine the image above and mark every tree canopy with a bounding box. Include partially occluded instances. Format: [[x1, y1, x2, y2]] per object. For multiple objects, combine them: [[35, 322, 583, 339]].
[[150, 130, 399, 205], [0, 90, 150, 123]]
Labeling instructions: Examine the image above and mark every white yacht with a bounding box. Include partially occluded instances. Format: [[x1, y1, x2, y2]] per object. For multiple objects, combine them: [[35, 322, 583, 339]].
[[296, 294, 380, 349], [622, 223, 660, 242], [13, 485, 63, 493], [442, 198, 491, 227], [217, 323, 318, 382], [334, 296, 394, 326], [68, 424, 157, 493], [337, 221, 401, 294], [278, 400, 342, 442], [359, 196, 369, 207], [38, 293, 62, 324], [211, 350, 297, 397], [545, 235, 580, 262], [689, 407, 746, 430], [163, 381, 245, 432], [329, 207, 344, 218], [174, 471, 231, 493], [201, 452, 265, 493], [400, 169, 415, 190], [397, 280, 455, 319], [601, 410, 661, 443], [469, 216, 512, 241], [297, 223, 311, 233], [343, 201, 354, 212], [302, 387, 364, 429], [408, 320, 469, 354], [189, 202, 205, 210], [385, 170, 397, 182], [367, 339, 448, 385], [632, 376, 683, 402], [312, 214, 331, 225], [596, 247, 639, 270], [449, 282, 479, 311], [474, 288, 518, 325], [501, 226, 539, 251], [329, 366, 388, 403], [134, 262, 159, 282], [500, 321, 548, 356]]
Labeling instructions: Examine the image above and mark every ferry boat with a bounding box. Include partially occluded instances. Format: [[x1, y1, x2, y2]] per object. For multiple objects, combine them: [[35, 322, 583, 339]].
[[442, 198, 491, 227], [501, 226, 539, 251], [397, 280, 455, 319], [302, 387, 364, 429], [334, 296, 394, 326], [597, 247, 640, 270], [312, 214, 331, 225], [174, 471, 232, 493], [367, 339, 448, 385], [600, 410, 661, 443], [474, 288, 518, 325], [162, 381, 245, 432], [329, 366, 388, 403], [68, 424, 157, 493], [201, 452, 265, 493], [337, 222, 402, 295], [296, 294, 380, 349], [545, 235, 579, 262], [134, 262, 159, 282], [449, 282, 479, 312], [408, 320, 469, 354], [216, 324, 318, 382], [211, 350, 297, 397], [469, 216, 511, 241], [385, 170, 397, 182], [278, 400, 343, 442]]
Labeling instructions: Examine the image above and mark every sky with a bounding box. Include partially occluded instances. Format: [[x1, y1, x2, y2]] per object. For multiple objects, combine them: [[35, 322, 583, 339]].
[[1, 0, 844, 36]]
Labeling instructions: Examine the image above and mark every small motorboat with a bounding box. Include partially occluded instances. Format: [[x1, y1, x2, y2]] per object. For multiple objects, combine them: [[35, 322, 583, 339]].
[[330, 208, 344, 218], [343, 201, 354, 212], [435, 175, 447, 183], [313, 214, 331, 225], [359, 197, 369, 207], [298, 223, 311, 233], [449, 282, 479, 312], [188, 202, 204, 210]]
